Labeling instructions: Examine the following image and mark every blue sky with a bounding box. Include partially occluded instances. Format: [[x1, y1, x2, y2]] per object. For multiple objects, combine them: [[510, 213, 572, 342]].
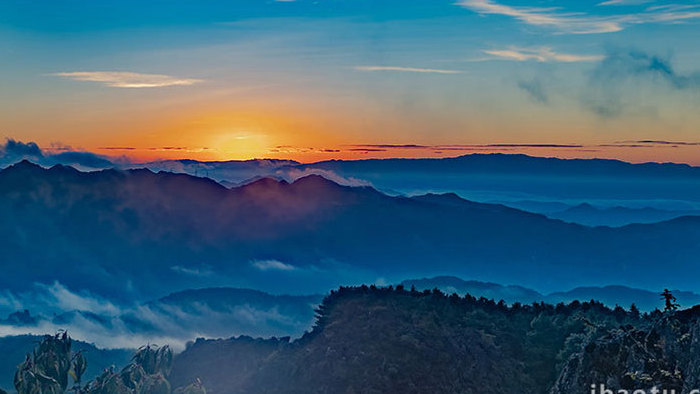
[[1, 0, 700, 163]]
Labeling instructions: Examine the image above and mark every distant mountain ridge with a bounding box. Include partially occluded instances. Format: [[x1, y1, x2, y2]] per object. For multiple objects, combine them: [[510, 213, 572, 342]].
[[545, 203, 700, 227], [7, 152, 700, 225], [401, 276, 543, 304], [129, 153, 700, 180], [403, 276, 700, 311], [297, 153, 700, 178], [2, 160, 700, 298], [6, 152, 700, 179]]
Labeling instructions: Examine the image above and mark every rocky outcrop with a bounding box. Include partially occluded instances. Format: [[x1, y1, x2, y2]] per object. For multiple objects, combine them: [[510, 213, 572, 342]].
[[552, 307, 700, 394]]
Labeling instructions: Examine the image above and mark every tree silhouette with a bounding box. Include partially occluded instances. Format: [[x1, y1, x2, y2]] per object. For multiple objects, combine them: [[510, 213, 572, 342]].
[[629, 304, 640, 319], [14, 332, 84, 394], [660, 289, 680, 312]]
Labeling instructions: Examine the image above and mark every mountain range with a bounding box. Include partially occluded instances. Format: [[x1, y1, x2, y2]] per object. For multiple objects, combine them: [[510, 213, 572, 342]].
[[2, 160, 700, 301], [543, 203, 700, 227], [6, 152, 700, 225], [132, 153, 700, 184], [117, 154, 700, 227]]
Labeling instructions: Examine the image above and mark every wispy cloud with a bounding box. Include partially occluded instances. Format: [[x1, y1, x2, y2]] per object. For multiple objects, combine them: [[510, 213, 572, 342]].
[[98, 146, 137, 151], [355, 66, 463, 74], [52, 71, 203, 88], [598, 0, 653, 6], [457, 0, 624, 34], [484, 47, 603, 62], [170, 264, 214, 277], [347, 144, 430, 149], [251, 260, 297, 272], [644, 4, 700, 23], [457, 0, 700, 34]]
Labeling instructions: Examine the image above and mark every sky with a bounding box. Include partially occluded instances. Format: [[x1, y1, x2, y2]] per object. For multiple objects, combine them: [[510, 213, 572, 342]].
[[2, 0, 700, 164]]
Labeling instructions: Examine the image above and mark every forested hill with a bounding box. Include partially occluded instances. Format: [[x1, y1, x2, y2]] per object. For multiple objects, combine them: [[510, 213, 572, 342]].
[[171, 286, 682, 394]]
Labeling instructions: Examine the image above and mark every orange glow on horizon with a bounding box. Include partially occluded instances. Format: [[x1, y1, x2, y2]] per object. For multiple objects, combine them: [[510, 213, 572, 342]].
[[11, 98, 700, 166]]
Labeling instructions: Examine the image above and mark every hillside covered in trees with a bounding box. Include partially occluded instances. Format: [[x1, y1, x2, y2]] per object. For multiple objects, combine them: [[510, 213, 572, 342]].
[[170, 286, 687, 394], [11, 286, 698, 393]]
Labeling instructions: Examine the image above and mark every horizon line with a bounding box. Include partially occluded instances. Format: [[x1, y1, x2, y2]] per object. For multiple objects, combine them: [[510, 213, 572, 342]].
[[4, 151, 700, 169]]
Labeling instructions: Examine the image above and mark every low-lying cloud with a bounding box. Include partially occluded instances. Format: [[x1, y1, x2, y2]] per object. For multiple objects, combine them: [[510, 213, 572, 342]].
[[280, 168, 373, 187], [0, 281, 319, 351], [0, 138, 116, 170]]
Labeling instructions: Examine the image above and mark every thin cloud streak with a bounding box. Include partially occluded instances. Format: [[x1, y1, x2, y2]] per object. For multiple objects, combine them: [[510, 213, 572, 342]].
[[598, 0, 653, 5], [251, 260, 298, 272], [355, 66, 463, 74], [52, 71, 203, 88], [620, 140, 700, 146], [347, 143, 585, 150], [484, 47, 603, 62], [457, 0, 624, 34]]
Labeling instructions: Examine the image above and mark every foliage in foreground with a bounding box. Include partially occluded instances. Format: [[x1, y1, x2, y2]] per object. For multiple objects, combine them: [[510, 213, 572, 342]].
[[13, 333, 204, 394]]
